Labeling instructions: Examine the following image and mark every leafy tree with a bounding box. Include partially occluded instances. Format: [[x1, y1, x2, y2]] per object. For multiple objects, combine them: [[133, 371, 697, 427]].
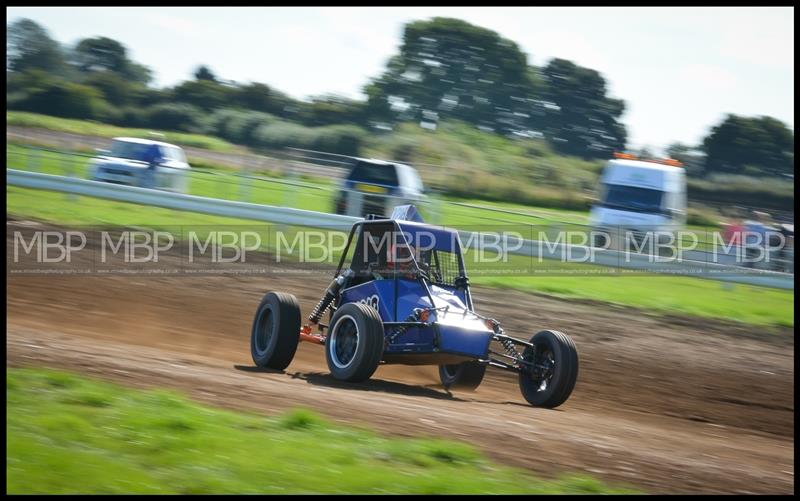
[[234, 82, 271, 111], [541, 58, 627, 159], [6, 69, 52, 95], [298, 94, 367, 127], [9, 78, 107, 120], [203, 109, 277, 145], [702, 115, 793, 177], [666, 142, 705, 175], [171, 79, 233, 111], [125, 61, 153, 86], [82, 71, 140, 106], [71, 36, 152, 84], [194, 65, 217, 82], [233, 82, 298, 117], [364, 17, 544, 134], [6, 18, 67, 75], [144, 103, 203, 132]]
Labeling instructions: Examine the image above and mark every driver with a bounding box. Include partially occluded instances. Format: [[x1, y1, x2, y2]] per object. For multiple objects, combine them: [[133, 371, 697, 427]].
[[387, 242, 422, 280]]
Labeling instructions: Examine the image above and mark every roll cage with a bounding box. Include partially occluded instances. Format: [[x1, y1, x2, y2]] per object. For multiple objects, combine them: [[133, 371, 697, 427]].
[[333, 219, 475, 312]]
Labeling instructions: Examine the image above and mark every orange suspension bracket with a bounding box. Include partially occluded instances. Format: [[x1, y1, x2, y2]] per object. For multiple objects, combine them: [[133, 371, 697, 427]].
[[299, 324, 325, 345]]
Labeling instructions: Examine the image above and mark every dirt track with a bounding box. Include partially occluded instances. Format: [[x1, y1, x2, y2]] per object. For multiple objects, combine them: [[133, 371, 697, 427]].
[[6, 220, 795, 494]]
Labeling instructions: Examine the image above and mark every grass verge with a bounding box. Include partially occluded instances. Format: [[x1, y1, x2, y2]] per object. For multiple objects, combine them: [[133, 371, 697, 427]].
[[6, 367, 636, 494], [8, 111, 239, 153]]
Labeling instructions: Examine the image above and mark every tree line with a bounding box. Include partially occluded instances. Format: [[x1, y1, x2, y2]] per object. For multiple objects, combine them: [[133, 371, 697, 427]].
[[6, 17, 794, 177]]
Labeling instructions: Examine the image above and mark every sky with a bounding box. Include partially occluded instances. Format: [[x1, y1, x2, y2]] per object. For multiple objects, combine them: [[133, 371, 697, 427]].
[[6, 6, 795, 153]]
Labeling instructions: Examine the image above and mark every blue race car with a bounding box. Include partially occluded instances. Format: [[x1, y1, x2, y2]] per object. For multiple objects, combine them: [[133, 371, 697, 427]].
[[250, 206, 578, 408]]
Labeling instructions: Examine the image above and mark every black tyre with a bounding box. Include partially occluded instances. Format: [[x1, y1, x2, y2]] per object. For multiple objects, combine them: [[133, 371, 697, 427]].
[[438, 361, 486, 391], [251, 292, 301, 370], [325, 303, 385, 382], [519, 330, 578, 408]]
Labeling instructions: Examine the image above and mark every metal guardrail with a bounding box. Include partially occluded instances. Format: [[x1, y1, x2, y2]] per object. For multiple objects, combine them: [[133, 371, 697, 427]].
[[7, 169, 357, 229], [7, 169, 794, 290]]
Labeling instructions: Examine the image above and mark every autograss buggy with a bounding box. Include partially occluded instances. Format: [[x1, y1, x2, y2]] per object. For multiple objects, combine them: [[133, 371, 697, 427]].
[[250, 206, 578, 408]]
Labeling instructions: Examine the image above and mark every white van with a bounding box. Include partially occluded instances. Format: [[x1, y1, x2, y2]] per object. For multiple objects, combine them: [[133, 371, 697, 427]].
[[589, 155, 686, 250]]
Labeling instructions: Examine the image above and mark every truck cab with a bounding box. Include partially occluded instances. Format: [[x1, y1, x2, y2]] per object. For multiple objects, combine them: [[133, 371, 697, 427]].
[[589, 154, 687, 250]]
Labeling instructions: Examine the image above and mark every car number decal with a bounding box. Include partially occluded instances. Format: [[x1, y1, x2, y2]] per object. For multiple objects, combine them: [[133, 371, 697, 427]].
[[358, 294, 380, 312]]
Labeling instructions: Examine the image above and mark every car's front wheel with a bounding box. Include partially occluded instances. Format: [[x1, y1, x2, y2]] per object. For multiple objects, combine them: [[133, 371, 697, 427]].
[[325, 303, 385, 382], [518, 330, 578, 408]]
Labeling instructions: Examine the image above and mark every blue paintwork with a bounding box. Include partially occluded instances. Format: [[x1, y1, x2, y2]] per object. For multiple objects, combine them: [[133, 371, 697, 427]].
[[339, 273, 492, 361], [395, 220, 462, 254]]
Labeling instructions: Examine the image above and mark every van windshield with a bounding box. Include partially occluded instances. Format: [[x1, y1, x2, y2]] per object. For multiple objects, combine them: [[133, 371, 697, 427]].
[[348, 161, 399, 187], [601, 184, 665, 213]]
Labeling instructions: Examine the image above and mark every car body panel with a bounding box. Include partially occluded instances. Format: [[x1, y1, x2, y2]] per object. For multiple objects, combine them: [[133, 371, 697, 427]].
[[335, 159, 426, 218], [90, 137, 190, 192], [337, 217, 494, 363]]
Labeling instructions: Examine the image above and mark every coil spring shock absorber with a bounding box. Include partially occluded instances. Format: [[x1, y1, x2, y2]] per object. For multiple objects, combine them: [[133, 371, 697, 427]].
[[308, 269, 354, 324], [499, 338, 523, 361], [388, 308, 424, 343], [486, 317, 523, 364]]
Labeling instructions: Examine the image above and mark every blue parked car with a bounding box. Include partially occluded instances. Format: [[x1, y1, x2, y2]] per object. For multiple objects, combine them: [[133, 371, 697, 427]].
[[89, 137, 190, 193], [250, 205, 579, 408]]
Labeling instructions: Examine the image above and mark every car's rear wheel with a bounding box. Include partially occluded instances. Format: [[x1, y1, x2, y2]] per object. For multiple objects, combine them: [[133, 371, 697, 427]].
[[518, 330, 578, 408], [326, 303, 384, 382], [438, 361, 486, 391], [251, 292, 301, 370]]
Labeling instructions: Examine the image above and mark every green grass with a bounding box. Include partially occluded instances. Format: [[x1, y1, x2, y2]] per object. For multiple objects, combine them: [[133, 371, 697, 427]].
[[6, 184, 793, 327], [6, 367, 635, 494], [474, 274, 794, 328], [8, 111, 239, 153]]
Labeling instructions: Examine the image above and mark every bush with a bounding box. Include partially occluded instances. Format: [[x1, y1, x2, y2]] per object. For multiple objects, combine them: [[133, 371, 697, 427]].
[[92, 100, 124, 125], [144, 103, 203, 133], [687, 175, 794, 211], [113, 107, 149, 128], [253, 121, 314, 150], [202, 109, 278, 146], [312, 124, 366, 156], [442, 168, 592, 211], [252, 121, 367, 156], [8, 80, 108, 120]]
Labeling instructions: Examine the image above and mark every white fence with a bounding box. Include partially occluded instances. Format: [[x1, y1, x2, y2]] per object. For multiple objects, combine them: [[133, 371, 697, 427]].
[[7, 169, 793, 290]]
